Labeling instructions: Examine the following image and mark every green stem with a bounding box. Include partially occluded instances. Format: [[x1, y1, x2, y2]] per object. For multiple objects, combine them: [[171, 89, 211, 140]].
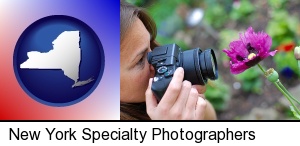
[[298, 61, 300, 77], [257, 63, 300, 116], [257, 64, 266, 73], [274, 81, 300, 115], [277, 80, 300, 105]]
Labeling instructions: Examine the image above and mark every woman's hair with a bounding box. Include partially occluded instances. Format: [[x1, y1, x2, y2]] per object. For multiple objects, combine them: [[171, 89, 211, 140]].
[[120, 1, 158, 120], [120, 1, 158, 50]]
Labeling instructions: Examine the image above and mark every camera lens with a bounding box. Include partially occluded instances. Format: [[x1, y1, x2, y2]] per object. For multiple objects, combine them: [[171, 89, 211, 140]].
[[200, 49, 218, 80], [181, 48, 218, 85], [211, 54, 216, 75]]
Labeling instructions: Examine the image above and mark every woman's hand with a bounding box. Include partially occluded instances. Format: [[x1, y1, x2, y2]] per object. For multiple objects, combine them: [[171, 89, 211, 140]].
[[146, 67, 207, 120]]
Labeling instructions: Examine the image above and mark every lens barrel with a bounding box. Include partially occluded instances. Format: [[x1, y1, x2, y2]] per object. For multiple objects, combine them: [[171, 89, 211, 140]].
[[181, 48, 218, 85], [200, 49, 218, 80]]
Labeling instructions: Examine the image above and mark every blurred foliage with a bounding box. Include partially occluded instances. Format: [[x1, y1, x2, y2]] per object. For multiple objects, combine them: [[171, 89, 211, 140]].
[[155, 35, 189, 50], [134, 0, 193, 48], [205, 77, 231, 111], [229, 0, 255, 22], [219, 29, 239, 50], [274, 50, 300, 78], [203, 0, 255, 29], [202, 0, 230, 29], [266, 10, 299, 49], [125, 0, 148, 6], [235, 67, 263, 94], [266, 1, 300, 78], [218, 29, 239, 62], [146, 0, 184, 29], [268, 0, 287, 9]]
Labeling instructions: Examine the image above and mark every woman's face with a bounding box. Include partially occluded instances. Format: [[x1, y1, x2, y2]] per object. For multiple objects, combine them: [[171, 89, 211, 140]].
[[120, 18, 155, 103]]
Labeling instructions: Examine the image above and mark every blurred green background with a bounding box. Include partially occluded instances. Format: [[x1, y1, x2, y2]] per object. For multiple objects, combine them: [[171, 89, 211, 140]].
[[126, 0, 300, 120]]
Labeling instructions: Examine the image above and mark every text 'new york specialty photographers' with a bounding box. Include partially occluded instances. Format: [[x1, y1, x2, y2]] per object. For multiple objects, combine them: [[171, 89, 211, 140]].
[[9, 127, 255, 144]]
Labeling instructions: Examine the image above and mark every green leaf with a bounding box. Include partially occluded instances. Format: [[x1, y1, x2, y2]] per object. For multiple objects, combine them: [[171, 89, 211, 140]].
[[290, 106, 300, 119]]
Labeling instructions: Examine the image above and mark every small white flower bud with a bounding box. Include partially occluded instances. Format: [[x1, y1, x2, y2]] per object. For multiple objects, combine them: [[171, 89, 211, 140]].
[[294, 46, 300, 60]]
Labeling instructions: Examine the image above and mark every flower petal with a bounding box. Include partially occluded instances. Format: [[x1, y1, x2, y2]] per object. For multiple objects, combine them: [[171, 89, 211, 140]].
[[269, 50, 277, 56], [252, 33, 272, 53], [240, 27, 272, 54], [223, 49, 238, 62], [229, 40, 249, 57], [240, 27, 254, 47], [223, 49, 241, 63], [230, 61, 250, 74], [258, 49, 277, 59], [223, 40, 249, 63]]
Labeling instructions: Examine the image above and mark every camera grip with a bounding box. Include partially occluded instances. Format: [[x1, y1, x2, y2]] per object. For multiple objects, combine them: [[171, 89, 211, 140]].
[[151, 77, 172, 102]]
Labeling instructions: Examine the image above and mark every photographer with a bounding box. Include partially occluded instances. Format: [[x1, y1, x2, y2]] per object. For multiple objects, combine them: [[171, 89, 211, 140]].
[[120, 1, 217, 120]]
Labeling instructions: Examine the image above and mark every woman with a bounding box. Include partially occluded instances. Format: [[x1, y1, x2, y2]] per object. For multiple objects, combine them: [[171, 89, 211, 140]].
[[120, 1, 217, 120]]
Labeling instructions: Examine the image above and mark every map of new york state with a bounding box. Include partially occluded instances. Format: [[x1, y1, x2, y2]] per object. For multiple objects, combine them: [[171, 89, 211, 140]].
[[20, 31, 94, 88]]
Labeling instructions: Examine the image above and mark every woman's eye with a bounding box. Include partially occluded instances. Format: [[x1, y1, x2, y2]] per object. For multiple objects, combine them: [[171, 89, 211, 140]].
[[137, 57, 145, 65], [135, 49, 149, 68]]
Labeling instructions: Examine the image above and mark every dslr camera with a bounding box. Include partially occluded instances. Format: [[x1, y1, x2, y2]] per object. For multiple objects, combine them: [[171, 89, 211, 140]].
[[147, 43, 218, 101]]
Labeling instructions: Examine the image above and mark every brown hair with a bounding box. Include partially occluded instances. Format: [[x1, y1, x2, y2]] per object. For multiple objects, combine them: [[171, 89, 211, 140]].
[[120, 1, 158, 50], [120, 1, 158, 120]]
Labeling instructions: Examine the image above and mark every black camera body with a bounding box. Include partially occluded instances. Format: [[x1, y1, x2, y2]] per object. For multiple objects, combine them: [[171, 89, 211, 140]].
[[147, 43, 218, 101]]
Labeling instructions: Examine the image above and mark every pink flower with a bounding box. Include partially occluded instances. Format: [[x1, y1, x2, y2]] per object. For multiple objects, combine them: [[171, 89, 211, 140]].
[[223, 27, 277, 74]]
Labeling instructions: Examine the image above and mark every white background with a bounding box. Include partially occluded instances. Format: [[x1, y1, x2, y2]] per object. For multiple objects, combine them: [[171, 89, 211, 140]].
[[0, 122, 298, 145]]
